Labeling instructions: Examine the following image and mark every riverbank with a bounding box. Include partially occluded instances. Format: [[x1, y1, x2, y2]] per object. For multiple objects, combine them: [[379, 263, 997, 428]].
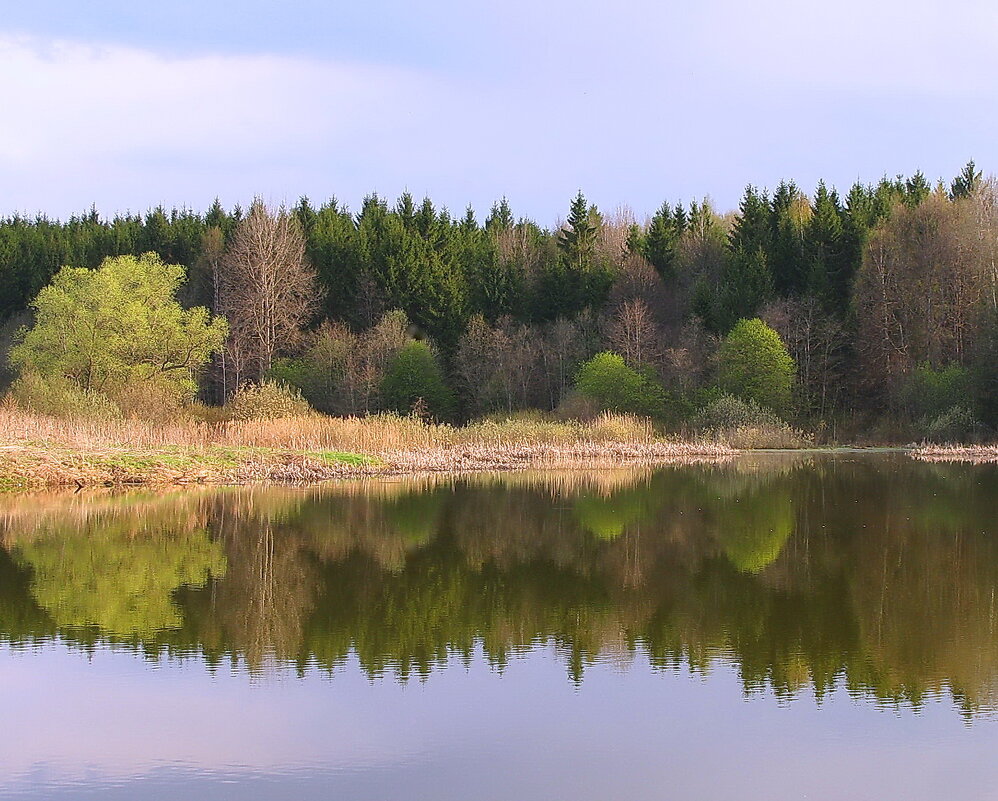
[[0, 405, 733, 488]]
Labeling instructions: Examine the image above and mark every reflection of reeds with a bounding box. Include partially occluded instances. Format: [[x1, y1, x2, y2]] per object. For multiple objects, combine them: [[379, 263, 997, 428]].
[[0, 487, 219, 546], [912, 445, 998, 464]]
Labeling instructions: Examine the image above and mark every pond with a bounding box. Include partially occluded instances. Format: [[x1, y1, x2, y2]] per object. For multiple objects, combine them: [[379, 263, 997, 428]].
[[1, 452, 997, 800]]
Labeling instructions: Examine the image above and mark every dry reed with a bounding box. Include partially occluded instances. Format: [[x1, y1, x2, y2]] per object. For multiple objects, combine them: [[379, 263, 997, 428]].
[[911, 445, 998, 464], [0, 402, 733, 488]]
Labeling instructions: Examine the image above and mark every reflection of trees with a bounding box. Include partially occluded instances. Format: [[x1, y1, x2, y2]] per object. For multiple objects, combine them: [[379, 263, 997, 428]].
[[708, 487, 794, 573], [8, 503, 226, 638], [3, 456, 998, 714]]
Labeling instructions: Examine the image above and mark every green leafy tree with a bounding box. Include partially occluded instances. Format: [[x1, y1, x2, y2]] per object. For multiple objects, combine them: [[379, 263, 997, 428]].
[[9, 253, 227, 404], [380, 340, 455, 419], [574, 351, 667, 418], [716, 318, 796, 413]]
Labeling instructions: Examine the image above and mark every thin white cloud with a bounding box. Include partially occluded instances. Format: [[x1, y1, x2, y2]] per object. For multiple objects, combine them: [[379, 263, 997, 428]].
[[0, 35, 461, 212]]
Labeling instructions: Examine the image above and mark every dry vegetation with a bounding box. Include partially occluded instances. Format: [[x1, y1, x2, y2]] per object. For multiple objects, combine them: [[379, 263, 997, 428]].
[[911, 445, 998, 464], [0, 402, 732, 488]]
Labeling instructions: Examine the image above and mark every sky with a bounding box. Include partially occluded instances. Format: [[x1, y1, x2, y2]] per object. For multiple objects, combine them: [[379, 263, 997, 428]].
[[1, 0, 996, 223]]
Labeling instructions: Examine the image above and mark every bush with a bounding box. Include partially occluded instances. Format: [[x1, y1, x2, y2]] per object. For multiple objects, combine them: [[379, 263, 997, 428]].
[[716, 318, 795, 414], [11, 372, 121, 420], [574, 352, 666, 419], [224, 381, 314, 421], [379, 341, 454, 420], [923, 406, 985, 444], [900, 363, 974, 420], [694, 394, 807, 449]]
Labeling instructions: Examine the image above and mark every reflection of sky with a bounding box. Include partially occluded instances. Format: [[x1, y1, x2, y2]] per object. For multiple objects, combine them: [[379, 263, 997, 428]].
[[3, 642, 997, 801]]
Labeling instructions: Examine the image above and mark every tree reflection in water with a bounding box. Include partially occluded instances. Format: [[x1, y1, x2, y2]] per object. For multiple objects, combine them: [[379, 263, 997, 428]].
[[1, 453, 997, 715]]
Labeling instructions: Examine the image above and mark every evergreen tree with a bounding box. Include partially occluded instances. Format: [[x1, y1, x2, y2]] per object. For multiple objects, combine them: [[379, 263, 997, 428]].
[[904, 171, 931, 208], [642, 201, 681, 281], [769, 181, 810, 296], [485, 198, 514, 233], [806, 182, 848, 307], [950, 160, 982, 200]]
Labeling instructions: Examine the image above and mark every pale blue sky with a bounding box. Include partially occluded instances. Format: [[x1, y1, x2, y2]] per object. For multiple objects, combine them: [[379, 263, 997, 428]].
[[2, 0, 995, 222]]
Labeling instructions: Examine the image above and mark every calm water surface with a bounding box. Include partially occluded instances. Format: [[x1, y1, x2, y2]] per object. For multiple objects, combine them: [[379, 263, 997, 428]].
[[2, 452, 998, 800]]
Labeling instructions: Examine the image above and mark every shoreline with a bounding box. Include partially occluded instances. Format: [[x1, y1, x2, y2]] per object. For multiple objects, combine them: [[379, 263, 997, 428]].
[[0, 439, 737, 490]]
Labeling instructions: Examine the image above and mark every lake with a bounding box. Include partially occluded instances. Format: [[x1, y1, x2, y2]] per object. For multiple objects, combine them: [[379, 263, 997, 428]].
[[2, 452, 998, 800]]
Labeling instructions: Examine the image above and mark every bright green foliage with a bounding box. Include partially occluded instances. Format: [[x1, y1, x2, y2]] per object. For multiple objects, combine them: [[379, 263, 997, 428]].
[[225, 380, 314, 420], [900, 363, 974, 419], [573, 486, 660, 540], [9, 253, 227, 405], [380, 340, 455, 419], [717, 319, 796, 413], [713, 488, 794, 573], [574, 351, 666, 418], [14, 523, 226, 637]]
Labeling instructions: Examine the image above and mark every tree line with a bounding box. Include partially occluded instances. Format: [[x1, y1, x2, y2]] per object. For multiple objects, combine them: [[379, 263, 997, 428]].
[[2, 160, 996, 436]]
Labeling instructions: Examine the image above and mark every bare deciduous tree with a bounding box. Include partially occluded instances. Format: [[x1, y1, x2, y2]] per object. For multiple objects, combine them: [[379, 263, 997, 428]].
[[607, 298, 662, 370], [217, 200, 323, 391]]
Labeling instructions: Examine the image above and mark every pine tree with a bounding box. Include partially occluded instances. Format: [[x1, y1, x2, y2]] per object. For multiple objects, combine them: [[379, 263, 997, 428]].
[[950, 160, 982, 200], [769, 181, 810, 296], [904, 172, 931, 208], [485, 197, 514, 233], [557, 191, 599, 270], [729, 186, 772, 256], [806, 182, 847, 307], [642, 201, 681, 281]]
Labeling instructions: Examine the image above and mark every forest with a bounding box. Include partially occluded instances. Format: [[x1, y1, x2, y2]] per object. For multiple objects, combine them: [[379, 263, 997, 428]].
[[1, 160, 995, 443]]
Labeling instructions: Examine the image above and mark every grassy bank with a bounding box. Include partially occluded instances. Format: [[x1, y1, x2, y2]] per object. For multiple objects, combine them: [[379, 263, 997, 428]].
[[0, 404, 732, 488]]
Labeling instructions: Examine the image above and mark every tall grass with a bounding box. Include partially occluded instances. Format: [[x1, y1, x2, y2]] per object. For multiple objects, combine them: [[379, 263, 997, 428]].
[[0, 400, 732, 486], [0, 401, 667, 454]]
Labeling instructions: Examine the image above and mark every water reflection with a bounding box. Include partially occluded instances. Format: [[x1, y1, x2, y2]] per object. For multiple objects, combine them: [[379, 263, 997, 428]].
[[2, 453, 997, 714]]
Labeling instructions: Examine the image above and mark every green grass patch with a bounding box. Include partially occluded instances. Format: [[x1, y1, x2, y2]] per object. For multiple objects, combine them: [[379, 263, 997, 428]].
[[309, 450, 380, 467]]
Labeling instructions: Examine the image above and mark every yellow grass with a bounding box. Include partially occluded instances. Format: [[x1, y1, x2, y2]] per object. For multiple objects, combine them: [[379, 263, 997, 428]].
[[0, 402, 733, 488]]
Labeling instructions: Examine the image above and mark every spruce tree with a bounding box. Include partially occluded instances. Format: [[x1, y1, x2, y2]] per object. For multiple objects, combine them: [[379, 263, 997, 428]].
[[643, 201, 681, 281], [806, 182, 847, 307], [950, 160, 982, 200]]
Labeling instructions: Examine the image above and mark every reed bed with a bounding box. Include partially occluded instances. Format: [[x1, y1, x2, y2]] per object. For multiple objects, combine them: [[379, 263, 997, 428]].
[[0, 403, 733, 488], [911, 445, 998, 464]]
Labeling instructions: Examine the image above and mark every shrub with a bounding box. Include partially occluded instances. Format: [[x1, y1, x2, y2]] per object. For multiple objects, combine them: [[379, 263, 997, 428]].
[[224, 381, 314, 421], [923, 406, 985, 444], [11, 372, 121, 420], [716, 318, 795, 414], [694, 394, 807, 449], [574, 352, 666, 418], [899, 363, 974, 420], [379, 341, 455, 420]]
